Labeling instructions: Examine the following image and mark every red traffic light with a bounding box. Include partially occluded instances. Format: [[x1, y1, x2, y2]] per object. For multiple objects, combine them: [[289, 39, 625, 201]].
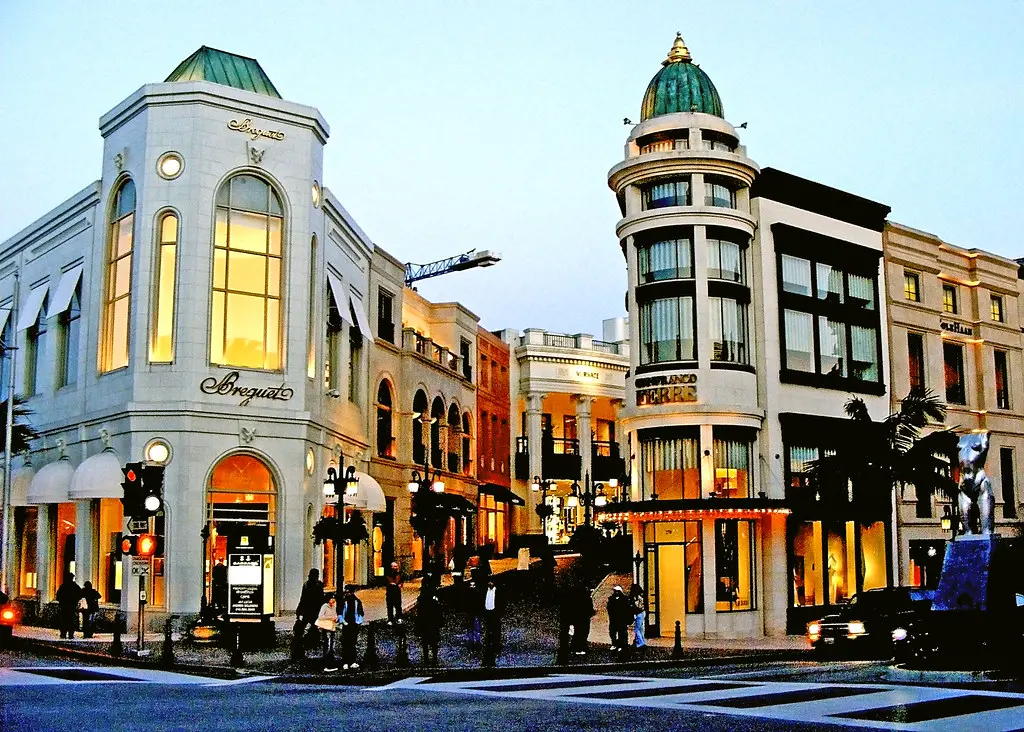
[[126, 469, 137, 482], [121, 536, 133, 554], [137, 534, 157, 557]]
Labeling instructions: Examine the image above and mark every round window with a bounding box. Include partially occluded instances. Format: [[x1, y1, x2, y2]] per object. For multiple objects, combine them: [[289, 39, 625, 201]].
[[311, 181, 321, 208], [157, 152, 184, 180], [306, 448, 315, 475]]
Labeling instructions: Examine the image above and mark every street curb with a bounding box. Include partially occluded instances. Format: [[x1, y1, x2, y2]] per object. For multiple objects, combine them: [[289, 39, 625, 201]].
[[882, 664, 1012, 684]]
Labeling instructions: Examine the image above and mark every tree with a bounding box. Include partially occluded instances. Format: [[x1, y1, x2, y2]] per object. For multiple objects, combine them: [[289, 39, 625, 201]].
[[0, 397, 38, 456], [809, 389, 959, 517]]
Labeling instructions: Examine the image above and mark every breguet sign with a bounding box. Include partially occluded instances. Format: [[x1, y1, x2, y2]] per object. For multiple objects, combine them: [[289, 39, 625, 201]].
[[227, 118, 286, 141], [635, 373, 698, 406], [200, 371, 294, 407]]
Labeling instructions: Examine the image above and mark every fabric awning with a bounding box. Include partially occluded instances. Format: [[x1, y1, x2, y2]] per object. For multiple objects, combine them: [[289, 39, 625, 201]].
[[46, 264, 84, 319], [438, 492, 476, 516], [344, 471, 386, 513], [17, 283, 49, 331], [9, 464, 35, 507], [70, 448, 123, 500], [26, 457, 74, 504], [326, 271, 354, 327], [479, 483, 525, 506], [348, 292, 374, 341], [0, 308, 11, 337]]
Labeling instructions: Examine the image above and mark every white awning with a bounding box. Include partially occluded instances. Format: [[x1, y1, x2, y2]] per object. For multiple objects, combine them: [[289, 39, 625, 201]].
[[17, 283, 49, 331], [46, 264, 84, 319], [0, 309, 10, 337], [9, 464, 35, 507], [326, 271, 353, 326], [348, 292, 374, 341], [69, 448, 122, 500], [343, 471, 386, 513], [26, 457, 74, 504]]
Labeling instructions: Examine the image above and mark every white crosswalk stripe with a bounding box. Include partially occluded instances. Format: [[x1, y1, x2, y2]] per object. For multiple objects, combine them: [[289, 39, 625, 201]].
[[0, 666, 272, 687], [389, 672, 1024, 731]]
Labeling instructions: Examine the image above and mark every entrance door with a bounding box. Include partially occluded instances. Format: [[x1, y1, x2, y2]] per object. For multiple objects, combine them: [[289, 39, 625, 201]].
[[657, 544, 687, 638]]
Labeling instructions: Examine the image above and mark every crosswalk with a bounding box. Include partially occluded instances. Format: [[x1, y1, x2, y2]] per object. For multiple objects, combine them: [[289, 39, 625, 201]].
[[390, 672, 1024, 731], [0, 665, 274, 687]]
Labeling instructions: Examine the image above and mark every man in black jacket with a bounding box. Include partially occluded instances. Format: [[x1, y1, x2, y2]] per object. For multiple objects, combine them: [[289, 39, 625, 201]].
[[55, 572, 82, 640], [292, 569, 324, 658]]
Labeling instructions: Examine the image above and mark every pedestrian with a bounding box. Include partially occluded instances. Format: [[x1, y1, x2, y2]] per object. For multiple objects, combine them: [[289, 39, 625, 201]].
[[630, 584, 647, 649], [385, 562, 403, 625], [293, 569, 325, 657], [79, 581, 101, 638], [606, 585, 632, 652], [315, 594, 339, 671], [339, 585, 364, 670], [55, 572, 82, 640], [481, 580, 501, 667], [211, 561, 228, 613], [452, 543, 470, 588], [569, 582, 595, 656], [416, 588, 441, 666]]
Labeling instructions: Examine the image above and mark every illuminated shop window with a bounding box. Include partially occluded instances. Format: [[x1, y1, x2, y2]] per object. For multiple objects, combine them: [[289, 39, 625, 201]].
[[150, 213, 178, 362], [714, 519, 754, 612], [712, 431, 752, 498], [211, 175, 283, 370], [639, 431, 700, 500], [101, 179, 135, 372]]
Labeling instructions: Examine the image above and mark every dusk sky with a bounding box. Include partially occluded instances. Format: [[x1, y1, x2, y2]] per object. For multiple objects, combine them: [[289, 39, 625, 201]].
[[2, 2, 1021, 335]]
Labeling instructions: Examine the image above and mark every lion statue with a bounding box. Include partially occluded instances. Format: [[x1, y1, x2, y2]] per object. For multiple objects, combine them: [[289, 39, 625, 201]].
[[957, 432, 995, 536]]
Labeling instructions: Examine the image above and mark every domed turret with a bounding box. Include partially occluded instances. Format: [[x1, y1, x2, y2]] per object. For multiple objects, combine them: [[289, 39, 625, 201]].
[[640, 33, 723, 121]]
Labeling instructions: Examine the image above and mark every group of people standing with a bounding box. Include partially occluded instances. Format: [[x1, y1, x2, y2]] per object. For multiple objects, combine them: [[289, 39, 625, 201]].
[[54, 572, 101, 640], [293, 568, 367, 671], [560, 580, 646, 656]]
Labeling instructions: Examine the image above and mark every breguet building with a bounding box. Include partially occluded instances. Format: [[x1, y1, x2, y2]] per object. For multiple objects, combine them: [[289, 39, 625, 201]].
[[605, 35, 894, 637]]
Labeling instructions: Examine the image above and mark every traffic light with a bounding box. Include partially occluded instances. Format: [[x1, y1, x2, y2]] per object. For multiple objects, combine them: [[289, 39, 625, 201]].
[[140, 464, 165, 517], [120, 533, 163, 557], [121, 462, 143, 517]]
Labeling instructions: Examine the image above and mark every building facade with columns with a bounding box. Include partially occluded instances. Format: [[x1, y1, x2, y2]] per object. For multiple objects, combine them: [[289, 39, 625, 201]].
[[606, 35, 894, 638], [884, 222, 1024, 589], [503, 321, 629, 543]]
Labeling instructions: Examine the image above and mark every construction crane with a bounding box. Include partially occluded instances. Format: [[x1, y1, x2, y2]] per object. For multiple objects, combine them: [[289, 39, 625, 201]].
[[404, 249, 501, 286]]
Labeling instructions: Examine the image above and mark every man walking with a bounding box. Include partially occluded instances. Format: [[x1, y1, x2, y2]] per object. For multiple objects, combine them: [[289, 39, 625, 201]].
[[606, 585, 632, 652], [339, 585, 364, 670], [292, 569, 324, 658], [55, 572, 82, 640], [481, 580, 501, 667], [568, 582, 594, 656], [385, 562, 403, 625]]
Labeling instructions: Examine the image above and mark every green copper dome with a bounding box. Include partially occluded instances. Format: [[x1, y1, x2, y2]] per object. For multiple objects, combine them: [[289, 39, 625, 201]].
[[165, 46, 281, 98], [640, 34, 723, 121]]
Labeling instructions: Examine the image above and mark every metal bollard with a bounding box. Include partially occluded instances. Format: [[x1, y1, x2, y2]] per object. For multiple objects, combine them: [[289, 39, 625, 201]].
[[161, 616, 176, 667], [230, 625, 244, 667], [396, 624, 410, 668], [672, 620, 683, 659], [109, 612, 124, 658], [362, 624, 379, 671]]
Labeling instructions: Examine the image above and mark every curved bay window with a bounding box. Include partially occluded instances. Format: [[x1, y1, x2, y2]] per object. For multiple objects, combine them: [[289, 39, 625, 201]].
[[204, 454, 276, 611], [101, 178, 135, 372], [709, 297, 748, 364], [150, 212, 178, 362], [712, 430, 753, 498], [211, 175, 283, 370], [704, 176, 737, 208], [639, 296, 695, 364], [715, 519, 755, 611], [707, 233, 745, 283], [640, 430, 700, 500], [641, 177, 690, 209], [638, 234, 693, 283], [376, 380, 394, 458], [412, 390, 428, 466]]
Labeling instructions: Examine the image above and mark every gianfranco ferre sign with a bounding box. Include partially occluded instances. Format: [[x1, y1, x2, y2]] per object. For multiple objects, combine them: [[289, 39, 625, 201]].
[[200, 371, 294, 407], [227, 118, 286, 141], [635, 373, 697, 406]]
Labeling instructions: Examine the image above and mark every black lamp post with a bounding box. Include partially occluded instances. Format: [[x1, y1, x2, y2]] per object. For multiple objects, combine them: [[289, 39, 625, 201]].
[[531, 476, 556, 535], [633, 551, 643, 585], [324, 464, 358, 502]]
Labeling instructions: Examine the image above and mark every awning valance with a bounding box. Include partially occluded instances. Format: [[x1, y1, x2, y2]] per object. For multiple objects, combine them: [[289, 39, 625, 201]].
[[344, 471, 386, 513], [479, 483, 525, 506], [348, 292, 374, 341], [17, 283, 49, 331], [326, 271, 354, 327], [70, 448, 123, 500], [597, 497, 790, 523], [0, 308, 11, 337], [438, 492, 476, 516], [46, 264, 84, 319], [26, 457, 74, 504]]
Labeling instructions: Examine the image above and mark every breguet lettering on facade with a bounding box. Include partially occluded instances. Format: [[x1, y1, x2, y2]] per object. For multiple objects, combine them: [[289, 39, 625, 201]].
[[634, 373, 698, 406], [200, 371, 294, 407], [227, 117, 286, 141]]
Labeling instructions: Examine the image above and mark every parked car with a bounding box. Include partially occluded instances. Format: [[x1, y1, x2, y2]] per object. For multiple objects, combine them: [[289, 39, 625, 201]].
[[0, 590, 17, 646], [807, 587, 932, 658]]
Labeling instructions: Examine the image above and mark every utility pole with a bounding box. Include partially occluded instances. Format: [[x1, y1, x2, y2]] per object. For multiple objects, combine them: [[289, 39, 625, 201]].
[[1, 271, 18, 594]]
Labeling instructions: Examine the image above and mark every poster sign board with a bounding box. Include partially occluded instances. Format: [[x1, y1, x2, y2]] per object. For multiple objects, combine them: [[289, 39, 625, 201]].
[[224, 528, 274, 621]]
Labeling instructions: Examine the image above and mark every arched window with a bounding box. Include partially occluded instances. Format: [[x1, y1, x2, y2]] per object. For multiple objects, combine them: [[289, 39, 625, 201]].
[[211, 175, 284, 370], [447, 403, 461, 473], [462, 412, 472, 475], [151, 212, 178, 362], [101, 179, 136, 372], [412, 390, 428, 466], [430, 397, 445, 469], [376, 380, 394, 458]]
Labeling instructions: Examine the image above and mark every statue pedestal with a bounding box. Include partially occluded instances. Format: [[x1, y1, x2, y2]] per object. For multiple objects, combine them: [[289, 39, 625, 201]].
[[933, 535, 1000, 613]]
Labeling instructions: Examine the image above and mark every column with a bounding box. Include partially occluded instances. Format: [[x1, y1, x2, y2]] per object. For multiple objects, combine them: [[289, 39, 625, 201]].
[[761, 513, 788, 636], [701, 518, 718, 637], [525, 392, 544, 532], [421, 413, 432, 470], [74, 500, 94, 590], [575, 396, 593, 485], [35, 505, 51, 603]]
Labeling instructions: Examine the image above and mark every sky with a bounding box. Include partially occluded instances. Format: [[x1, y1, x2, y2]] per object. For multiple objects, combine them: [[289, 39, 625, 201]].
[[1, 2, 1022, 335]]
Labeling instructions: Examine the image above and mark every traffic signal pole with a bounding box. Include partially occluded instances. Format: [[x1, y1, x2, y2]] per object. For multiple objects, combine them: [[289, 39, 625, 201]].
[[137, 572, 147, 655]]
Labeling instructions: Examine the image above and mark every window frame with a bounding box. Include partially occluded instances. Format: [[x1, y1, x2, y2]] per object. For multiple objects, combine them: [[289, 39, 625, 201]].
[[150, 210, 179, 363], [994, 349, 1010, 410], [377, 288, 395, 344], [704, 175, 737, 208], [639, 295, 696, 365], [943, 341, 966, 405], [991, 294, 1005, 323], [376, 380, 394, 459], [57, 286, 81, 388], [100, 177, 136, 373], [907, 331, 926, 394], [641, 177, 691, 210], [942, 283, 958, 314], [637, 234, 694, 283], [709, 296, 749, 365], [25, 294, 48, 395], [903, 271, 920, 302]]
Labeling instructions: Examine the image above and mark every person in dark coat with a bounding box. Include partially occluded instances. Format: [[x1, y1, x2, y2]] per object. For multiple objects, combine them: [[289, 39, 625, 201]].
[[606, 585, 633, 652], [385, 562, 403, 625], [55, 572, 82, 640], [481, 580, 501, 667], [79, 581, 101, 638], [416, 588, 441, 666], [563, 582, 594, 656], [292, 569, 324, 657]]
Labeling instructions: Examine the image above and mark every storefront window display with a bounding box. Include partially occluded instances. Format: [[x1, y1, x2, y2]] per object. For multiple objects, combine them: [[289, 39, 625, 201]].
[[715, 519, 754, 611], [640, 430, 700, 500], [15, 507, 37, 597], [54, 503, 76, 588], [790, 519, 887, 607], [96, 498, 123, 603]]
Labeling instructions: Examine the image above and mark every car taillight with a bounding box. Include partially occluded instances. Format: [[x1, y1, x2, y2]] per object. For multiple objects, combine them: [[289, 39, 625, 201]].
[[1, 608, 15, 621], [807, 621, 821, 640]]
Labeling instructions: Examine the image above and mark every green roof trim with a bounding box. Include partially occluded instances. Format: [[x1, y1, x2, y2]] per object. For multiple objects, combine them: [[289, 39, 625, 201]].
[[165, 46, 281, 98]]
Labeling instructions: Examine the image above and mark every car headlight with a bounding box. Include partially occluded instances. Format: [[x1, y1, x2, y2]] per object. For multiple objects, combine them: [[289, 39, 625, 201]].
[[807, 621, 821, 635], [1, 608, 15, 622], [847, 621, 866, 636], [892, 627, 908, 642]]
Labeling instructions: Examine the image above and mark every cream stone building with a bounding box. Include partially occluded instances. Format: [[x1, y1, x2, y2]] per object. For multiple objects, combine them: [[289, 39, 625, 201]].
[[884, 222, 1024, 587]]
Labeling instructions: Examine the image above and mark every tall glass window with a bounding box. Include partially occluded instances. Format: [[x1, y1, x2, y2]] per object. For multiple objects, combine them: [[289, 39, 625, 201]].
[[816, 263, 844, 303], [641, 178, 690, 209], [850, 325, 879, 382], [707, 235, 744, 283], [713, 432, 752, 498], [904, 271, 920, 301], [307, 236, 317, 379], [639, 297, 694, 364], [783, 310, 814, 372], [376, 380, 394, 458], [991, 295, 1005, 322], [944, 342, 966, 404], [848, 273, 875, 310], [942, 284, 958, 314], [412, 390, 428, 467], [101, 179, 135, 372], [25, 295, 47, 395], [0, 315, 13, 395], [704, 176, 736, 208], [995, 349, 1010, 410], [1000, 447, 1017, 519], [709, 297, 748, 364], [211, 175, 283, 370], [348, 327, 362, 404], [58, 287, 80, 387], [818, 318, 847, 377], [908, 332, 925, 393], [781, 255, 812, 296], [639, 432, 700, 500], [150, 212, 178, 362], [715, 520, 754, 611], [324, 287, 343, 391], [638, 236, 693, 282]]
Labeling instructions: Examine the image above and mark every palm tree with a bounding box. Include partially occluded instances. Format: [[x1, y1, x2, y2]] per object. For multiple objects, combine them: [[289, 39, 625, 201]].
[[0, 397, 38, 456]]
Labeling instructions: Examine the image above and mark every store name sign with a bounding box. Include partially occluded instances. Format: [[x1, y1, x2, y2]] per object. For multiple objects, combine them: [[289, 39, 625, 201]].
[[200, 371, 294, 406], [940, 321, 974, 336], [635, 373, 697, 406], [227, 118, 286, 141]]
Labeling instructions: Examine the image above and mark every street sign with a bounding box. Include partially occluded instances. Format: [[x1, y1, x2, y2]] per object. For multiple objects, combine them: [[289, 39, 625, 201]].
[[129, 518, 149, 533], [131, 562, 150, 576]]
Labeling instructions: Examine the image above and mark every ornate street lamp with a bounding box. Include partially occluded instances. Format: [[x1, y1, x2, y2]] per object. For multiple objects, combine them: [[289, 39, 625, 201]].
[[532, 476, 556, 536], [324, 464, 358, 501]]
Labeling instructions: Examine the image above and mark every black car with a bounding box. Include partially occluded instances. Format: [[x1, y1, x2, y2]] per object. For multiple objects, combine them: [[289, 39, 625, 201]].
[[807, 587, 932, 657]]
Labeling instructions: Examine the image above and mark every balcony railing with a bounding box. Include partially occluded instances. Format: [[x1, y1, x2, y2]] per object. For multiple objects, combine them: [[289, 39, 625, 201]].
[[514, 436, 582, 480], [592, 440, 624, 482], [543, 333, 578, 349], [404, 328, 467, 379]]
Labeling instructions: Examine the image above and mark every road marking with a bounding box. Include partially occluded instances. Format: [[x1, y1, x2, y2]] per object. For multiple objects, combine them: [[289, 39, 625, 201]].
[[0, 666, 270, 687]]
